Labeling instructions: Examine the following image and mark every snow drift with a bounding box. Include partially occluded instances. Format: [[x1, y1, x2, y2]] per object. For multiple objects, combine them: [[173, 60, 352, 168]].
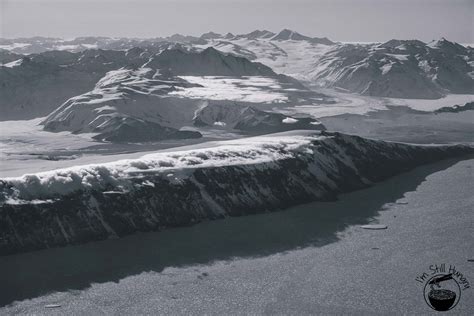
[[0, 131, 473, 255]]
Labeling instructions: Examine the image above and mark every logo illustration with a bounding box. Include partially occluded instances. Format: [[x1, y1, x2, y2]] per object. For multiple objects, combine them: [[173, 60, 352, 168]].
[[416, 264, 470, 312], [424, 273, 460, 311]]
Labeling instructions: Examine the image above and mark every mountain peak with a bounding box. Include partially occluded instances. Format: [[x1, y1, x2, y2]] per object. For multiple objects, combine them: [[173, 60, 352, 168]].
[[246, 30, 275, 39], [200, 32, 222, 40], [201, 46, 224, 56], [233, 30, 276, 40], [166, 33, 200, 43], [380, 39, 426, 49], [427, 37, 465, 52], [271, 29, 334, 45], [272, 29, 307, 41]]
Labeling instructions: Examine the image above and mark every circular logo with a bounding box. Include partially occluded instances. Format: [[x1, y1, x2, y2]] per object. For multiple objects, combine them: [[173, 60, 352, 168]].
[[423, 274, 461, 311]]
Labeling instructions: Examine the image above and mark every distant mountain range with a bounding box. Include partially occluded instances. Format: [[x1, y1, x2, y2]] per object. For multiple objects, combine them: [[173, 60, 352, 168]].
[[0, 29, 335, 54], [0, 29, 473, 142], [3, 29, 470, 99]]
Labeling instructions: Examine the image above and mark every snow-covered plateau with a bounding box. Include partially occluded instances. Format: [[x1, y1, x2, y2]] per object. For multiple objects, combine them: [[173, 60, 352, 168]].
[[1, 131, 473, 255]]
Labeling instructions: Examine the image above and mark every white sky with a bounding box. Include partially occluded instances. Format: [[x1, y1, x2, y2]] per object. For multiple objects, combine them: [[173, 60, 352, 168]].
[[1, 0, 473, 43]]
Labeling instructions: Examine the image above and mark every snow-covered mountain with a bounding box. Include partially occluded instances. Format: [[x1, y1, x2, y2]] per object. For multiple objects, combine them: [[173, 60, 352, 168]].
[[1, 30, 473, 123], [1, 131, 472, 255], [41, 68, 203, 142], [0, 36, 199, 54], [234, 30, 275, 40], [0, 29, 334, 54], [1, 43, 331, 122], [305, 39, 474, 98], [39, 48, 331, 142], [146, 46, 276, 76], [0, 48, 151, 120], [199, 35, 473, 99]]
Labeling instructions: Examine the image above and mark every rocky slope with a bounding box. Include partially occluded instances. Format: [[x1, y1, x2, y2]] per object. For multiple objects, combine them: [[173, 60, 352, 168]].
[[0, 131, 472, 255]]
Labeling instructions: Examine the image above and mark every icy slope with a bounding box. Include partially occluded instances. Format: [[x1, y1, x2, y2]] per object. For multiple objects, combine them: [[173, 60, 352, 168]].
[[0, 131, 472, 255]]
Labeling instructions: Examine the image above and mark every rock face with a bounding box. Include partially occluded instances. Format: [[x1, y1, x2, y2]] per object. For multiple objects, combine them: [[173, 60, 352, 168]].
[[1, 131, 472, 255]]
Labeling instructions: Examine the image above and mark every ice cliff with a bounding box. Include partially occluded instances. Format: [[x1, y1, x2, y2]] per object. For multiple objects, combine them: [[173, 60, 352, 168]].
[[0, 131, 472, 255]]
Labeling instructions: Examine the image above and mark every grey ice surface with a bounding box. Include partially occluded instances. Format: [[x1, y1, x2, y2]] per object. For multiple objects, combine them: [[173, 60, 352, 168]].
[[1, 157, 473, 314]]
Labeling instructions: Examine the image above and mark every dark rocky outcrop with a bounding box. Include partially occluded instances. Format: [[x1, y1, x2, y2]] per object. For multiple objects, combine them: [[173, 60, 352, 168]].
[[434, 101, 474, 114]]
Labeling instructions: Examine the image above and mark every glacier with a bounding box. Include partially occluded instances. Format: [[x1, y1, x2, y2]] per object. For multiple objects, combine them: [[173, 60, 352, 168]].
[[0, 131, 472, 255]]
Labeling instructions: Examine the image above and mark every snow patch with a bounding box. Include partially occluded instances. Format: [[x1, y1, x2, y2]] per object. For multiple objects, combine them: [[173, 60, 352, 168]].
[[1, 59, 23, 68], [282, 117, 298, 124], [170, 76, 288, 103]]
